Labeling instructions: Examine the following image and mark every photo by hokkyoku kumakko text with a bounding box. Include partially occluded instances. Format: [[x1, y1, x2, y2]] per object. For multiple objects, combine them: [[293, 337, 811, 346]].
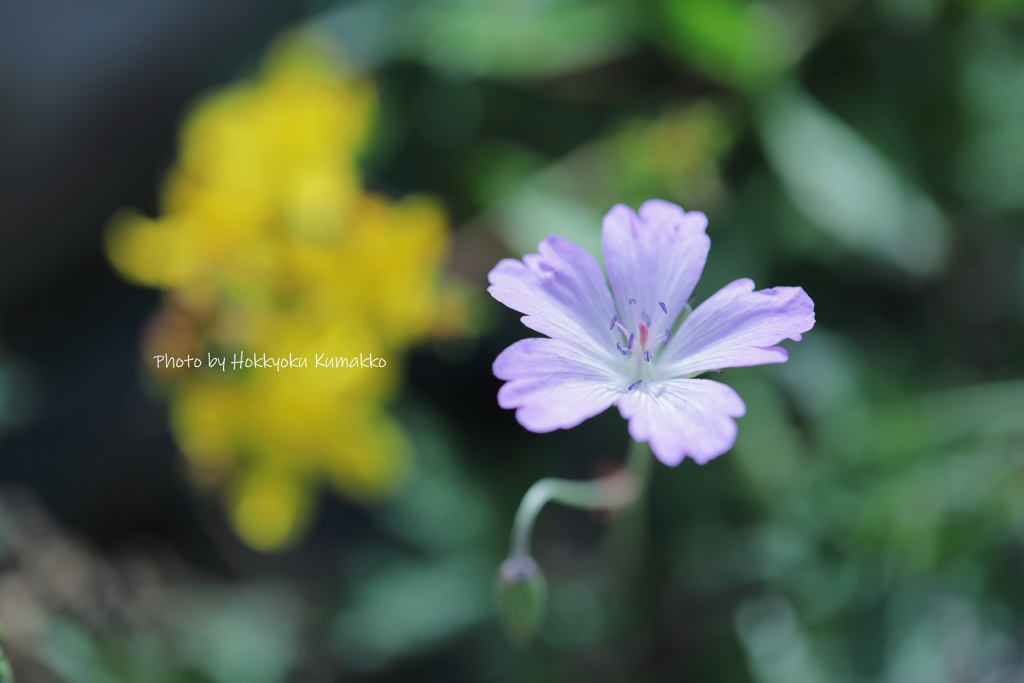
[[2, 2, 1024, 682]]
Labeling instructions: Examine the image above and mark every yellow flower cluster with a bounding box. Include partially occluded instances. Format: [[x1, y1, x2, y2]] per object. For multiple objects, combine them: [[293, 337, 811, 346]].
[[107, 33, 461, 551]]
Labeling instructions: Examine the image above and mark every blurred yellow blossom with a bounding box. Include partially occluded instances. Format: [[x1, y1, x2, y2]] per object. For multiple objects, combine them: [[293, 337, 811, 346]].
[[106, 31, 463, 551]]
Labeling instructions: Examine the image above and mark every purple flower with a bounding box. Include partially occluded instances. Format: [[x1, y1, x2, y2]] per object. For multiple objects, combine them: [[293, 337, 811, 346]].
[[488, 200, 815, 466]]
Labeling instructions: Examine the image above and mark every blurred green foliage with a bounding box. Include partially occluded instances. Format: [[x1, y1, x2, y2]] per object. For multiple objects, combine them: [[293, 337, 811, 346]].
[[2, 0, 1024, 681], [0, 649, 12, 683]]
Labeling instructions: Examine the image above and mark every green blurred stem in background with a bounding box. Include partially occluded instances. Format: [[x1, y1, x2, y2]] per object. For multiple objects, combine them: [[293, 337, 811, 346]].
[[509, 440, 653, 563], [0, 647, 13, 683]]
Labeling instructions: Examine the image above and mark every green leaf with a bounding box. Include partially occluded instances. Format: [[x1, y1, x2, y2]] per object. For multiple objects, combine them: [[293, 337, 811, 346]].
[[655, 0, 792, 89], [757, 84, 950, 277], [318, 0, 637, 79]]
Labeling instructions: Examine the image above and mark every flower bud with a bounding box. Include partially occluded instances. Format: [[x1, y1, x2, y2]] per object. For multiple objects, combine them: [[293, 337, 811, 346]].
[[496, 556, 547, 644]]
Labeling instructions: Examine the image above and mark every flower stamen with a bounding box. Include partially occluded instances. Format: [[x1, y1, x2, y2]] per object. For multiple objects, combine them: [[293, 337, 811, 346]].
[[610, 295, 671, 364]]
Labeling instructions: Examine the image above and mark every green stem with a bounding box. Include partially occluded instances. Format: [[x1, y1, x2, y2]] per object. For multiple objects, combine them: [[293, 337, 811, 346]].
[[509, 440, 653, 561]]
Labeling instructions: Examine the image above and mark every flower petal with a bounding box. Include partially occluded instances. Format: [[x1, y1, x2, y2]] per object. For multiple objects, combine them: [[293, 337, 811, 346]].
[[494, 337, 621, 433], [617, 379, 746, 466], [601, 200, 709, 330], [662, 279, 815, 377], [488, 235, 617, 361]]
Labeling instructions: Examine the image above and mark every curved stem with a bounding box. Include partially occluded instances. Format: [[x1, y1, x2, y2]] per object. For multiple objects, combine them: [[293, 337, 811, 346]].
[[509, 440, 653, 561]]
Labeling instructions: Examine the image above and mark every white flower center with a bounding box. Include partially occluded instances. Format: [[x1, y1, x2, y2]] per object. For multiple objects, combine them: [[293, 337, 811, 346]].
[[609, 298, 673, 391]]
